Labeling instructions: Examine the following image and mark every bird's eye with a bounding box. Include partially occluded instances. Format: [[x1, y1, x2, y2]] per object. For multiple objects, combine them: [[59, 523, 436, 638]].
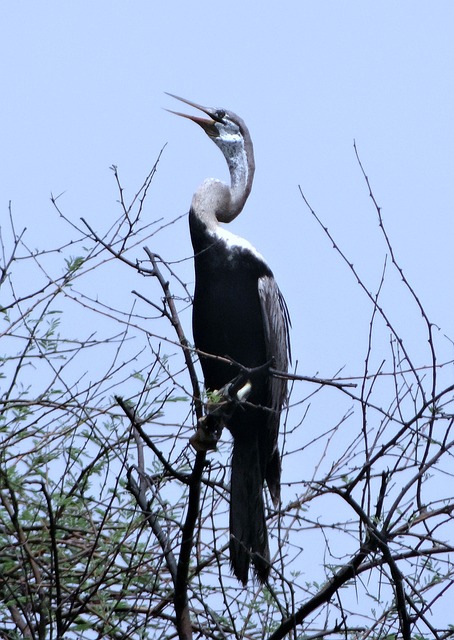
[[215, 110, 226, 121]]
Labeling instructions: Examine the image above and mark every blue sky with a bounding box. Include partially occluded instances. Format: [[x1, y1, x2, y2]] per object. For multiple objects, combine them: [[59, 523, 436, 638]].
[[2, 1, 454, 625], [2, 1, 454, 445], [2, 3, 453, 377]]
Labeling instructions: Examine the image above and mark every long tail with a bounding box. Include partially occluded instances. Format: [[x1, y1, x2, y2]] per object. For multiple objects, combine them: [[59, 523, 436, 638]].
[[229, 434, 270, 585]]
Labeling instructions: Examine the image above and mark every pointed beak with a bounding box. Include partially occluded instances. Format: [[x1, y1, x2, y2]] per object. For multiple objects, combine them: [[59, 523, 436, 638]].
[[164, 92, 220, 137]]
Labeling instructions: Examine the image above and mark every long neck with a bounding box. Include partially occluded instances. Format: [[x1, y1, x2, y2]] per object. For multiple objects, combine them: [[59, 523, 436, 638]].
[[219, 136, 255, 222], [191, 132, 255, 230]]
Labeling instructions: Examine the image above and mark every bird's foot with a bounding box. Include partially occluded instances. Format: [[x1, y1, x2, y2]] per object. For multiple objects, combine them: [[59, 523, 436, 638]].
[[189, 360, 274, 452], [221, 358, 274, 402], [190, 412, 224, 452]]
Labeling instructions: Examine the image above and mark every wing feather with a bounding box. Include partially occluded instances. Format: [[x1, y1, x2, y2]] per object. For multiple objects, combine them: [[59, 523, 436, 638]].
[[257, 276, 290, 505]]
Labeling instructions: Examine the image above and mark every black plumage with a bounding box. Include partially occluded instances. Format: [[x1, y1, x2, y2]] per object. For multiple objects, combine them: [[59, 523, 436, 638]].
[[167, 94, 290, 584]]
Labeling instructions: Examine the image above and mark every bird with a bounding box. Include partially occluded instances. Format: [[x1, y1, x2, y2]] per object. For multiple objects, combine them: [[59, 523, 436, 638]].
[[166, 93, 290, 585]]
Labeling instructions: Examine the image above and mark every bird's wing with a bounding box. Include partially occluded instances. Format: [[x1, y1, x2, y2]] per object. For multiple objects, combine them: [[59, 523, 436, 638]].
[[258, 275, 290, 406], [257, 275, 290, 505]]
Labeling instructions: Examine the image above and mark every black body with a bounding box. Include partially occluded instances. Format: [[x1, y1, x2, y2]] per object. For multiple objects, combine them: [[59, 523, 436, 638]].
[[190, 211, 280, 584]]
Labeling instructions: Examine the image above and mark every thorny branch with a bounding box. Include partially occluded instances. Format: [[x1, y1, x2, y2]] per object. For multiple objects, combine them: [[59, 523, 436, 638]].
[[2, 150, 454, 640], [109, 236, 205, 639], [139, 249, 205, 640]]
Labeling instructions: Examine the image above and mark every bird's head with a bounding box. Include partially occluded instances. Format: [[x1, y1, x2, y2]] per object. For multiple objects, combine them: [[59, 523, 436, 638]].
[[165, 92, 250, 158], [165, 93, 255, 223]]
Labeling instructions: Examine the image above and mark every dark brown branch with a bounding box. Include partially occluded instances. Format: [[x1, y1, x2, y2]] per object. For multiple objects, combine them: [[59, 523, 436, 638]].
[[0, 203, 26, 288], [270, 368, 357, 389], [174, 451, 206, 640], [267, 543, 371, 640], [353, 140, 437, 398], [143, 247, 202, 419], [332, 488, 411, 639], [80, 217, 155, 274], [41, 482, 63, 637], [115, 395, 189, 484], [6, 604, 33, 638], [139, 249, 206, 640], [347, 383, 454, 491], [298, 184, 423, 398], [126, 464, 178, 585]]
